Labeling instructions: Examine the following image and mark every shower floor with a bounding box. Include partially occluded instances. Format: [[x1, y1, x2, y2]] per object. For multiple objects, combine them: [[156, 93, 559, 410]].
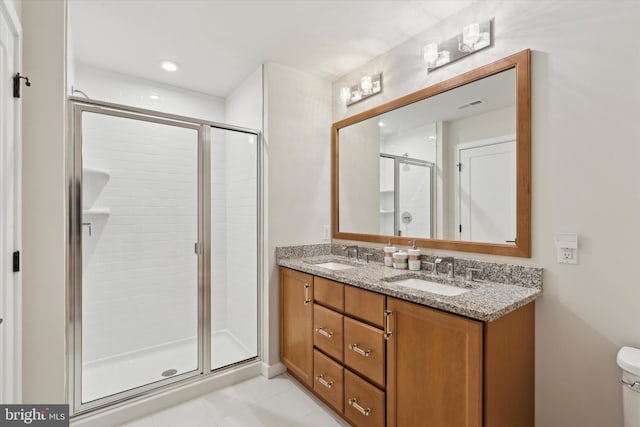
[[82, 330, 255, 403]]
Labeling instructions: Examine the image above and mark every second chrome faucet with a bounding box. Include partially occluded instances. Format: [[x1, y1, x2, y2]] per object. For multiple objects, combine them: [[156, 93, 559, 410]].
[[434, 256, 455, 279]]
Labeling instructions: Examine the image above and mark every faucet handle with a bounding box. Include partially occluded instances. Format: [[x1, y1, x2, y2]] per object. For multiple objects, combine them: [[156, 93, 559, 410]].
[[422, 261, 437, 275], [446, 263, 455, 279], [465, 267, 482, 282]]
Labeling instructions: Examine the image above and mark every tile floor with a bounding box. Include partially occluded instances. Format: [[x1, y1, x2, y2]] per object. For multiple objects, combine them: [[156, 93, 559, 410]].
[[119, 374, 350, 427]]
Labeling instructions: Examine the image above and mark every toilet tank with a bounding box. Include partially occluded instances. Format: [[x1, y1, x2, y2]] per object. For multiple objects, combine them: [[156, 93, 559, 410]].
[[617, 347, 640, 427]]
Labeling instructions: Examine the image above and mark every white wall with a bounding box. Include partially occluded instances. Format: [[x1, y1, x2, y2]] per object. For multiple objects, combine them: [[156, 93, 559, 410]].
[[333, 2, 640, 425], [21, 0, 67, 404], [264, 62, 331, 364], [73, 63, 225, 120]]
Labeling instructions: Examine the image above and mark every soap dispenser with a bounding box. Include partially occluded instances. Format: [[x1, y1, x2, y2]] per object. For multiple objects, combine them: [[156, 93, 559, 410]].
[[384, 240, 396, 267], [408, 240, 421, 271], [392, 251, 408, 269]]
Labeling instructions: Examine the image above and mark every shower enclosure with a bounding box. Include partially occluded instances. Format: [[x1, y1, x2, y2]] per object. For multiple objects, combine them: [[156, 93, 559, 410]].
[[67, 98, 261, 414], [379, 153, 435, 238]]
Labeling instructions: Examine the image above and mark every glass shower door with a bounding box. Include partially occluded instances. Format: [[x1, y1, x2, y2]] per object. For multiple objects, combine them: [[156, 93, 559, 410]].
[[397, 159, 434, 238], [77, 109, 201, 406], [210, 127, 258, 370]]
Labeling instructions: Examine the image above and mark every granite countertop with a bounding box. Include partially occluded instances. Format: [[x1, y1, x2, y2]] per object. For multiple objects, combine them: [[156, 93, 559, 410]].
[[278, 255, 542, 322]]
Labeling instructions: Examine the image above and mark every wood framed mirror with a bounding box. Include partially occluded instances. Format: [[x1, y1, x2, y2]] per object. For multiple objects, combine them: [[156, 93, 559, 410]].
[[332, 49, 530, 257]]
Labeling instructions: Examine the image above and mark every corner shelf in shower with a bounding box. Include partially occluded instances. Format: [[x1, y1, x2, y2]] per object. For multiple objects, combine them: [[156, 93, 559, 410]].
[[82, 207, 111, 218], [82, 167, 111, 210]]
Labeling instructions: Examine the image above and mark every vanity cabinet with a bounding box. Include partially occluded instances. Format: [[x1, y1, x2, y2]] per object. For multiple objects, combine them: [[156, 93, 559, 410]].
[[386, 296, 534, 427], [279, 267, 535, 427], [280, 268, 314, 387], [386, 297, 482, 427]]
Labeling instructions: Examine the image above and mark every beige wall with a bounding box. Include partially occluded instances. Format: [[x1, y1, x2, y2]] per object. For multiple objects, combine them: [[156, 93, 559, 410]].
[[21, 0, 67, 403], [264, 62, 332, 364], [338, 119, 380, 234], [333, 1, 640, 425]]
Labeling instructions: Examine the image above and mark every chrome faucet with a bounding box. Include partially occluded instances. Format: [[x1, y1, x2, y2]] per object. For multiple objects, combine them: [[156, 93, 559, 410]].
[[342, 245, 359, 261], [434, 256, 455, 279]]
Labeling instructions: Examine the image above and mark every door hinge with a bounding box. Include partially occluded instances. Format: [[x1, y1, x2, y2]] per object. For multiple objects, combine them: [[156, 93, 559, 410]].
[[459, 224, 462, 233], [13, 73, 31, 98], [12, 251, 20, 272]]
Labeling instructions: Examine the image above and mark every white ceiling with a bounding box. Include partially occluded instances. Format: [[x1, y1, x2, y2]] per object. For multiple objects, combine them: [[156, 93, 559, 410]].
[[68, 0, 474, 97]]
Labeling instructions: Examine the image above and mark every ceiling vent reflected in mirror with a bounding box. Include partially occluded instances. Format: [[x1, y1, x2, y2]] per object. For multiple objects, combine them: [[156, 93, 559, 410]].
[[457, 99, 487, 110]]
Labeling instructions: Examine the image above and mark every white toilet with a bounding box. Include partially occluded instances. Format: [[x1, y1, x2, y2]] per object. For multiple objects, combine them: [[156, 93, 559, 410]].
[[617, 347, 640, 427]]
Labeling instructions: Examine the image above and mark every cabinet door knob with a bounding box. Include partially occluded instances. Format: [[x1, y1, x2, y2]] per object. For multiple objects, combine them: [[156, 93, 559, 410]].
[[348, 398, 371, 416], [315, 327, 334, 338]]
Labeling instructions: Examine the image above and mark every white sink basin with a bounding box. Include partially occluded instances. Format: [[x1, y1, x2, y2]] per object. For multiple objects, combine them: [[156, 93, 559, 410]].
[[392, 278, 470, 296], [313, 262, 355, 271]]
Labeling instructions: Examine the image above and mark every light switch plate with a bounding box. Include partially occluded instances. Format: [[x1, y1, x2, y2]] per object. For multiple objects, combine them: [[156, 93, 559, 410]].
[[322, 225, 330, 241]]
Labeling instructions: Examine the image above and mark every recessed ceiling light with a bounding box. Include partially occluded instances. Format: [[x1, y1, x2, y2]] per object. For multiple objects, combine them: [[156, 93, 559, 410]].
[[149, 94, 160, 101], [378, 121, 385, 127], [161, 61, 179, 72]]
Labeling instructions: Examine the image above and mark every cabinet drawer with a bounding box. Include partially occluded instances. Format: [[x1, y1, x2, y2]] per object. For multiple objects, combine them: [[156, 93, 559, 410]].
[[313, 350, 344, 414], [344, 369, 385, 427], [344, 317, 385, 387], [314, 304, 343, 361], [314, 277, 344, 312], [345, 286, 385, 328]]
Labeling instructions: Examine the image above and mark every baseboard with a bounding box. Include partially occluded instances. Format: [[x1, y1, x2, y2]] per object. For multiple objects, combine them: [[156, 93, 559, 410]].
[[71, 361, 262, 427], [261, 361, 287, 379]]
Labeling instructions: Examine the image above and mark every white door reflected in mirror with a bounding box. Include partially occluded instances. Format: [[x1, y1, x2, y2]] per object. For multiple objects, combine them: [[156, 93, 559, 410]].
[[456, 136, 516, 244]]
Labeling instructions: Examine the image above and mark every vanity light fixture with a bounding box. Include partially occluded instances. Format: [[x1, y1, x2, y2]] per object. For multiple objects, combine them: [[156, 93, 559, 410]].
[[339, 72, 383, 107], [423, 19, 492, 72]]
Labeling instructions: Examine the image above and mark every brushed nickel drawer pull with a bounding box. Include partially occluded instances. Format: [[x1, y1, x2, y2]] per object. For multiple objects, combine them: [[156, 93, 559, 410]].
[[304, 283, 311, 305], [348, 398, 371, 416], [315, 327, 334, 338], [348, 343, 371, 357], [384, 309, 393, 340], [315, 374, 334, 389]]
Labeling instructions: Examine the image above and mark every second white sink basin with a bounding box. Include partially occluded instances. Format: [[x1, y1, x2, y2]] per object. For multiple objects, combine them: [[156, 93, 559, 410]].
[[392, 278, 470, 296], [313, 262, 355, 271]]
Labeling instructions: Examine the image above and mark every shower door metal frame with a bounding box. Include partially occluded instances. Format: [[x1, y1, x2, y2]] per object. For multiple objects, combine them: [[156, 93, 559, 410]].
[[380, 153, 435, 238], [66, 97, 262, 416]]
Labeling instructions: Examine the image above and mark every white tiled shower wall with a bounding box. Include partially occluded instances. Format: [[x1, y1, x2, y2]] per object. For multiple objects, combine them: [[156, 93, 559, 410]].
[[82, 115, 200, 362], [75, 65, 261, 363]]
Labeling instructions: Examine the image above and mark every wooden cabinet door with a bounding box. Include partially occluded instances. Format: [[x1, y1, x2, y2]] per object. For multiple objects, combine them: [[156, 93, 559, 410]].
[[386, 297, 483, 427], [280, 267, 314, 386]]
